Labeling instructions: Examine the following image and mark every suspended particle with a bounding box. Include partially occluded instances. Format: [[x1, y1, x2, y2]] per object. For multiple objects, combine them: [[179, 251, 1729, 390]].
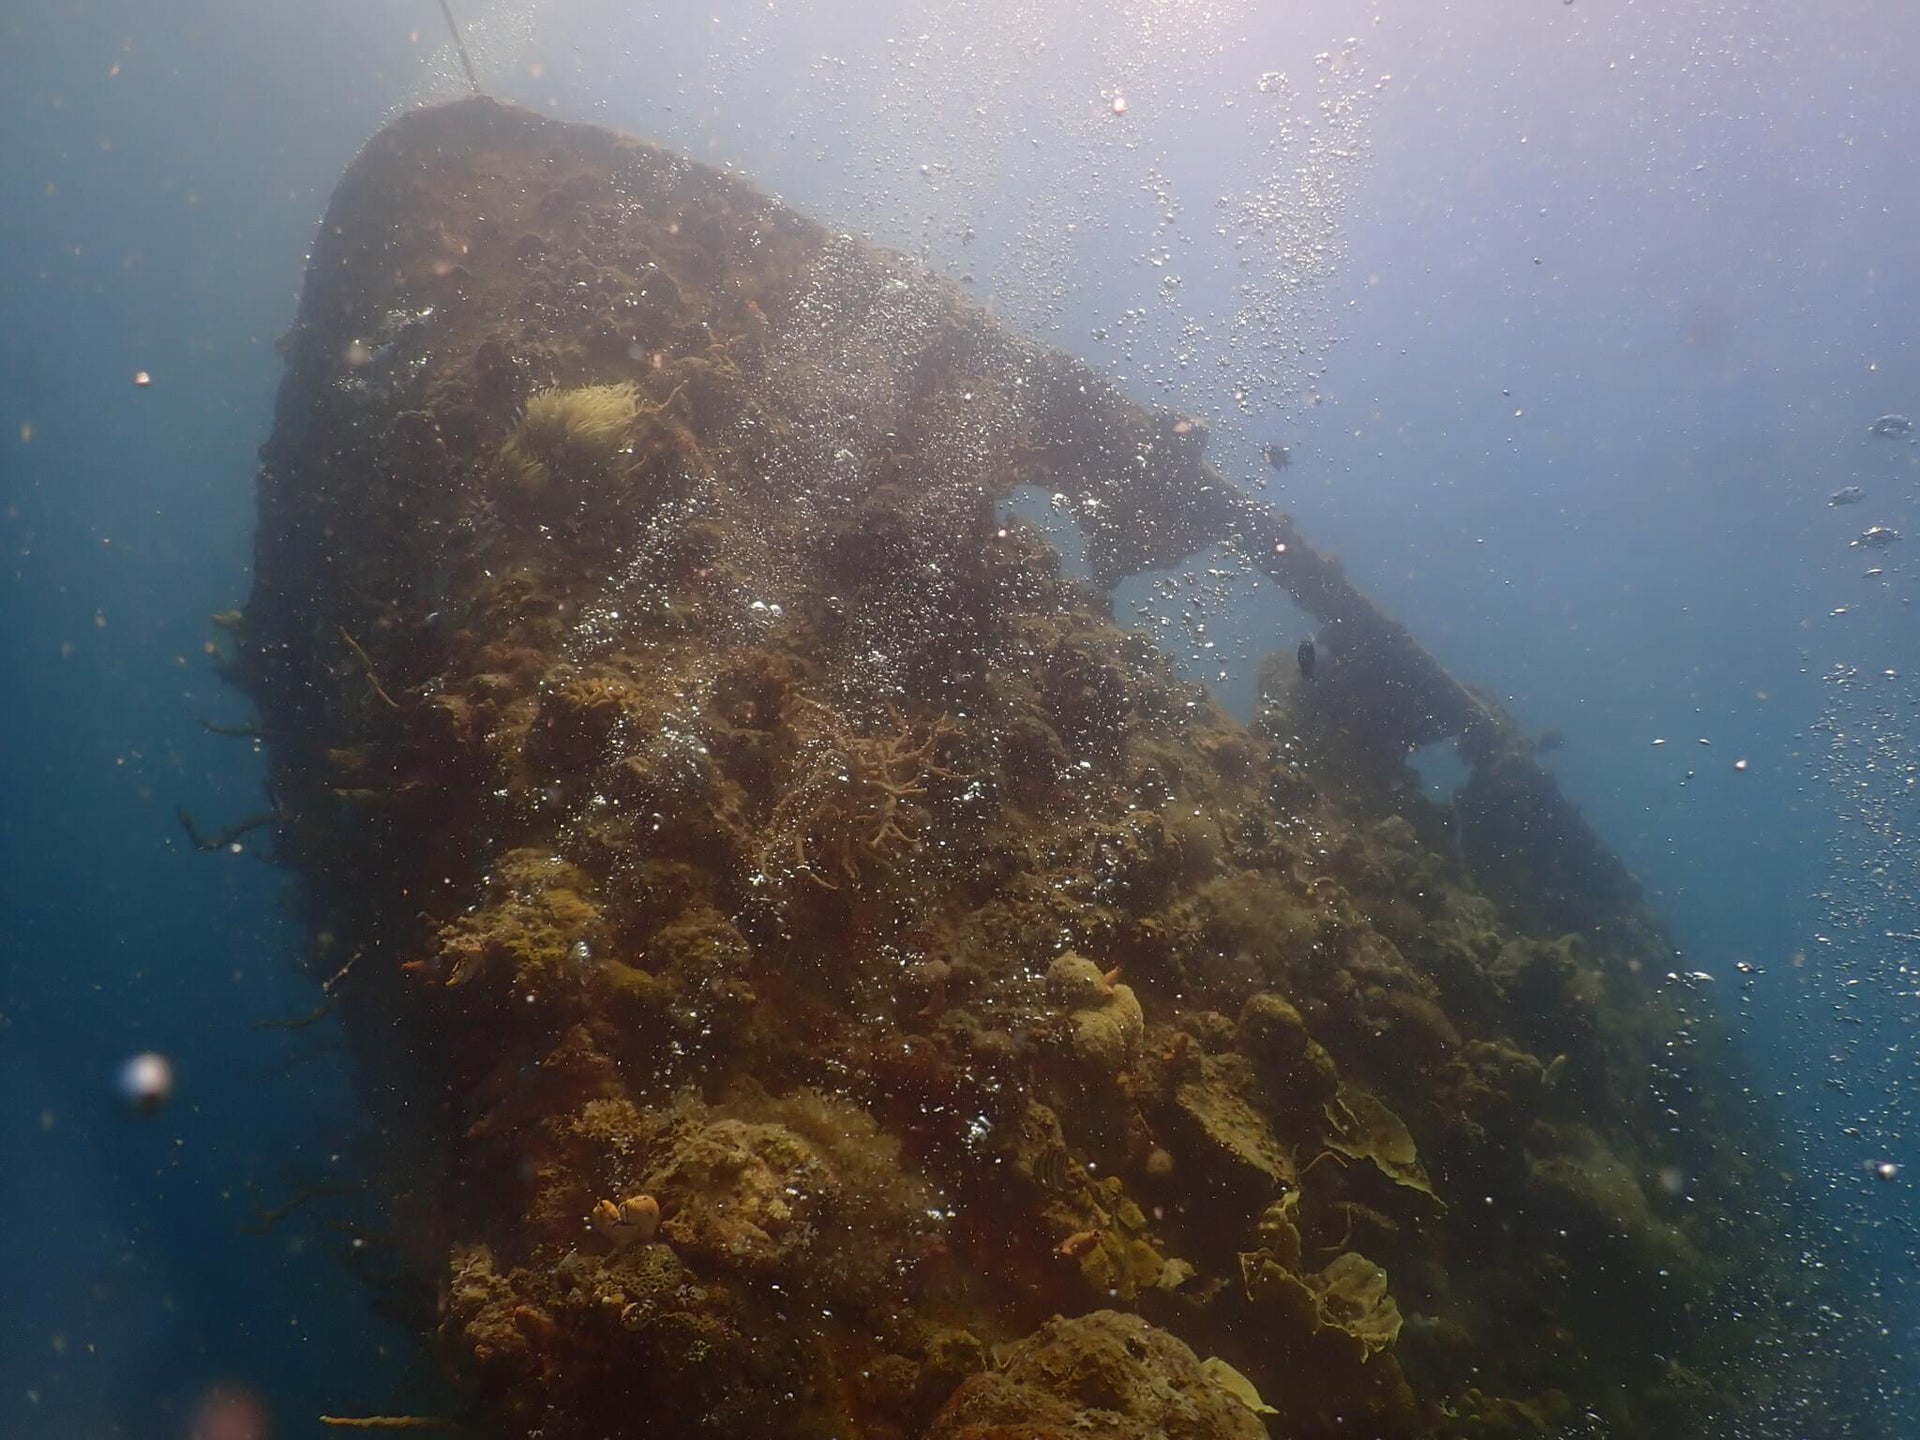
[[117, 1051, 175, 1115]]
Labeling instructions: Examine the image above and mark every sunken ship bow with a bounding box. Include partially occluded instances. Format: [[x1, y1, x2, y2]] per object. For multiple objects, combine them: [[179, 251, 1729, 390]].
[[231, 97, 1890, 1438]]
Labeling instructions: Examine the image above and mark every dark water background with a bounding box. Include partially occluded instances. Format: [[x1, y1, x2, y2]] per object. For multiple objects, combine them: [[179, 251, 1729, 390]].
[[2, 1, 1916, 1434]]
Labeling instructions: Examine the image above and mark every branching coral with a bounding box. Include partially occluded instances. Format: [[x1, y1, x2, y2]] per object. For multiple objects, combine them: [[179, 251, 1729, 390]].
[[762, 699, 959, 890]]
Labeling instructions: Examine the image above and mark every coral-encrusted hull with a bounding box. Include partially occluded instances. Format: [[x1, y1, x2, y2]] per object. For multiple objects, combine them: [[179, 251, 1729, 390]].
[[236, 97, 1889, 1438]]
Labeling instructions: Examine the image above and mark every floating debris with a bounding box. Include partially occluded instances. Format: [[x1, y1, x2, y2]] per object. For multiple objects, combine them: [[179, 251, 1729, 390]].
[[1829, 485, 1866, 506], [1868, 414, 1913, 438], [1851, 525, 1901, 550]]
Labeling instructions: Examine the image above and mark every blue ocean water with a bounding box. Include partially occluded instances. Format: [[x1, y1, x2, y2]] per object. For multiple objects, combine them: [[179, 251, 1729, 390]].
[[2, 1, 1915, 1435]]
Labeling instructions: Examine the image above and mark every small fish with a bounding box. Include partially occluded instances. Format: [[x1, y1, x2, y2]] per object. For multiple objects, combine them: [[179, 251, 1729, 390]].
[[1297, 639, 1316, 680], [1030, 1144, 1070, 1193], [1852, 526, 1901, 550], [1829, 485, 1866, 506], [1263, 443, 1291, 471], [1868, 414, 1913, 438]]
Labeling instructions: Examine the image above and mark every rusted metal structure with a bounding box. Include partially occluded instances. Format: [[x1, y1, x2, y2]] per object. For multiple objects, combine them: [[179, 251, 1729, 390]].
[[231, 98, 1879, 1439]]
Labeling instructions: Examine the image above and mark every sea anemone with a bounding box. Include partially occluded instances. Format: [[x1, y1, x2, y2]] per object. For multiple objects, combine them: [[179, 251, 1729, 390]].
[[499, 381, 638, 495]]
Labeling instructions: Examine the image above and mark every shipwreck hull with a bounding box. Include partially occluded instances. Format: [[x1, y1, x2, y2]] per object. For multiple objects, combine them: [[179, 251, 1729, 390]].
[[236, 99, 1879, 1437]]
